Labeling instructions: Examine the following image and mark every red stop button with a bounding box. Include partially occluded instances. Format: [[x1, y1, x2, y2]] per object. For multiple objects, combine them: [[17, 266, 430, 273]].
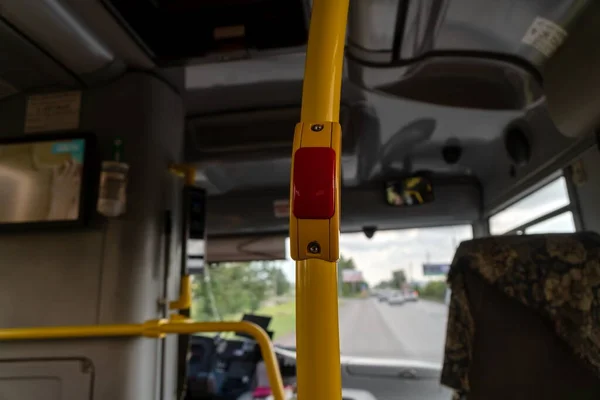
[[292, 147, 336, 219]]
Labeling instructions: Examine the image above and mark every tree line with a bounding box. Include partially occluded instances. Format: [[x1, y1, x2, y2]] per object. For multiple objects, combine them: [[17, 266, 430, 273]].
[[338, 254, 369, 297], [191, 254, 367, 321], [417, 280, 447, 301], [375, 269, 407, 289], [375, 268, 448, 302], [192, 261, 291, 322]]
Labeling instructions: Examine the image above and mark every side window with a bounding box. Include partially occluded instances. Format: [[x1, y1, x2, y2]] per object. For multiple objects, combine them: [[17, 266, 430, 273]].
[[489, 176, 576, 235]]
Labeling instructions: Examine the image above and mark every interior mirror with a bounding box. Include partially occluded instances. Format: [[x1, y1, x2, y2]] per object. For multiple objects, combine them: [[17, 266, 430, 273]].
[[385, 175, 434, 207]]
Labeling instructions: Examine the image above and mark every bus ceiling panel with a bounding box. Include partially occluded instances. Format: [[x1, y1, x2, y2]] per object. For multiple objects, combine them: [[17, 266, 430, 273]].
[[192, 137, 504, 196], [189, 152, 359, 195], [205, 180, 481, 236], [185, 54, 306, 90], [185, 80, 304, 116], [191, 98, 582, 203], [348, 56, 544, 111], [0, 0, 119, 78], [355, 129, 491, 186], [366, 89, 524, 146], [184, 53, 309, 91], [544, 1, 600, 139], [187, 106, 300, 152], [185, 103, 358, 162], [0, 19, 81, 96], [187, 83, 522, 161], [481, 105, 589, 213], [103, 0, 310, 65], [187, 97, 523, 194], [206, 234, 287, 263], [62, 0, 153, 70], [433, 0, 587, 66], [347, 0, 589, 69], [183, 74, 362, 117], [201, 158, 293, 194]]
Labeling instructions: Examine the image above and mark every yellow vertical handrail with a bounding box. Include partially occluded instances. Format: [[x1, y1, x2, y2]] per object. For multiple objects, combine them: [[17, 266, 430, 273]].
[[292, 1, 350, 400], [0, 320, 285, 400], [169, 274, 192, 310], [300, 0, 349, 124], [168, 163, 196, 312]]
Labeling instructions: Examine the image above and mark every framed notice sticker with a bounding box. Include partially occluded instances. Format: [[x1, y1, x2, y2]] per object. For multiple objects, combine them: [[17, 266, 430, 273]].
[[25, 91, 82, 134]]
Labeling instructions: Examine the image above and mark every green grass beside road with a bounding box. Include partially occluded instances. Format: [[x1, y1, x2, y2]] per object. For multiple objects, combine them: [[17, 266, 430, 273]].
[[419, 295, 445, 304], [213, 299, 296, 340], [197, 297, 349, 340], [418, 281, 447, 303], [256, 300, 296, 340]]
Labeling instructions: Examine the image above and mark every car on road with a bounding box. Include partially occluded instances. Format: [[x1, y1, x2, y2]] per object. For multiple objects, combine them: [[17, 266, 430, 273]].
[[404, 290, 419, 302], [377, 290, 391, 302], [387, 291, 406, 305]]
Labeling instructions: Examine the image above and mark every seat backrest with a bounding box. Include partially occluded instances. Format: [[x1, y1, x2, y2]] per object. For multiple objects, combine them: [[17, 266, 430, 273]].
[[441, 233, 600, 400]]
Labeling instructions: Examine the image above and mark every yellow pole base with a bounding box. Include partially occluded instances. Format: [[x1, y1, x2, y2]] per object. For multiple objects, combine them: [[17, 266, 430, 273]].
[[296, 259, 342, 400]]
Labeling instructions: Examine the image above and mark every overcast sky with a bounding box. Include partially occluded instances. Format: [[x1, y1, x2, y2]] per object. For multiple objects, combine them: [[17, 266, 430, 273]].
[[279, 225, 471, 285], [280, 176, 575, 285]]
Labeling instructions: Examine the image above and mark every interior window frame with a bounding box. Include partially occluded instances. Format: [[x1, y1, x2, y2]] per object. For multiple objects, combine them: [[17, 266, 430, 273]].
[[488, 172, 580, 236], [523, 210, 576, 235], [504, 206, 572, 235]]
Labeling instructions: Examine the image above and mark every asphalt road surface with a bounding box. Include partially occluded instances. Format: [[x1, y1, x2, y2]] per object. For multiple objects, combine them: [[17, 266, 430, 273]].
[[277, 298, 449, 365], [339, 298, 448, 363]]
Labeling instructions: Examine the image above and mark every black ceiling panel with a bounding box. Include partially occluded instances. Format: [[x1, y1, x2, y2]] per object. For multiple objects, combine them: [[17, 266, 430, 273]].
[[104, 0, 309, 64]]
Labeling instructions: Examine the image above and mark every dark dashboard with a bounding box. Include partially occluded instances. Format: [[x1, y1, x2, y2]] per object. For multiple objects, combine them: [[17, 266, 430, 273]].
[[185, 314, 297, 400], [185, 314, 443, 400], [186, 334, 296, 400]]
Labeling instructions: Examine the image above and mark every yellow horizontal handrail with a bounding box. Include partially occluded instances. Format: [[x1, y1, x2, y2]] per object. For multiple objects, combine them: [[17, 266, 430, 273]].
[[0, 319, 285, 400], [0, 323, 145, 340]]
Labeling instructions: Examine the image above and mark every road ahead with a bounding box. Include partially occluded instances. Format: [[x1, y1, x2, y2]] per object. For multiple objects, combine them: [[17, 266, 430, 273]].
[[277, 298, 448, 365], [339, 298, 448, 364]]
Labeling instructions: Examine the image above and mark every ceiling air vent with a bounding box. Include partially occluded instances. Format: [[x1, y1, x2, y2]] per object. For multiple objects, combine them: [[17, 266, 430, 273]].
[[188, 107, 300, 161]]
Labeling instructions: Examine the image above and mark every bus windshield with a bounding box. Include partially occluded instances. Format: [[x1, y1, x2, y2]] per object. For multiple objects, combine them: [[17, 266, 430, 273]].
[[192, 224, 473, 365]]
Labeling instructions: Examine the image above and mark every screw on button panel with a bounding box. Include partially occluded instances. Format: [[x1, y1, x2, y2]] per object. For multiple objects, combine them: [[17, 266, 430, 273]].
[[307, 241, 321, 254]]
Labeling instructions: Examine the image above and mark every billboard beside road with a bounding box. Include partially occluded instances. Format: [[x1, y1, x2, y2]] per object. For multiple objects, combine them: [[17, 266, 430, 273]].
[[342, 270, 364, 283], [422, 263, 450, 276]]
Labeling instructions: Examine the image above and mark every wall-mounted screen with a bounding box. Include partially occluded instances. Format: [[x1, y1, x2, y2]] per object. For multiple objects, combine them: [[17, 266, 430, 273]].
[[0, 133, 94, 229]]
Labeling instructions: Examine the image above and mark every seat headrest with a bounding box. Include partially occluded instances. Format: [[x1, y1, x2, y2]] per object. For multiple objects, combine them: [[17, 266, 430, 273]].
[[441, 232, 600, 398]]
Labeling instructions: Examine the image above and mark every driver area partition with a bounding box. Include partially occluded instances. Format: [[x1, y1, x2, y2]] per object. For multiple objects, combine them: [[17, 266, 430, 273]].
[[0, 73, 185, 400]]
